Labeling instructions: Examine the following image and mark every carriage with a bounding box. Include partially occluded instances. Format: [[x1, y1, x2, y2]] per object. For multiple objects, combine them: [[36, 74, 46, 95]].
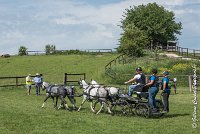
[[109, 90, 164, 118], [88, 80, 165, 118], [41, 79, 165, 118]]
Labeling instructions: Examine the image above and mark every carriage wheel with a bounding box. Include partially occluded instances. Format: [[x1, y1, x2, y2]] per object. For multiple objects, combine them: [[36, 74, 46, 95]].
[[135, 103, 150, 118], [119, 99, 132, 116], [111, 99, 131, 116]]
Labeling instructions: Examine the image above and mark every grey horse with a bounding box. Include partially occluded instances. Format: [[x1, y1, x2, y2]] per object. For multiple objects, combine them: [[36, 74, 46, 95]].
[[41, 82, 77, 111]]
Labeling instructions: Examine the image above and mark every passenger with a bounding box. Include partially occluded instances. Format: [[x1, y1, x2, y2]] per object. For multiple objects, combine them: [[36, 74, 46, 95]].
[[161, 71, 171, 113], [144, 69, 159, 112], [124, 67, 146, 96]]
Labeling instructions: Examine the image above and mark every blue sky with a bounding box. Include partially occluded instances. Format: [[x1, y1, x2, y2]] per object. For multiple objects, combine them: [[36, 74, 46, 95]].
[[0, 0, 200, 54]]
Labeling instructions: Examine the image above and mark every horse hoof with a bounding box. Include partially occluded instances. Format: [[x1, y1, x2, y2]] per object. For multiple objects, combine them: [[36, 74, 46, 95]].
[[74, 107, 78, 111], [66, 108, 71, 112]]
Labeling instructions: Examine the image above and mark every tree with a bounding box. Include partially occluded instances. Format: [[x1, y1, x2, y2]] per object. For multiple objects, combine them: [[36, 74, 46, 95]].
[[18, 46, 27, 56], [118, 3, 182, 55], [117, 24, 148, 57], [45, 44, 56, 55]]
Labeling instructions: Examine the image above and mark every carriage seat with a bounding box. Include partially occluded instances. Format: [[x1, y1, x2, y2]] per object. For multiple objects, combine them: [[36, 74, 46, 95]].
[[134, 91, 149, 99]]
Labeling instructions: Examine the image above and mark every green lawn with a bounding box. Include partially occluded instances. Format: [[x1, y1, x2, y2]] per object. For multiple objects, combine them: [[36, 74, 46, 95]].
[[0, 54, 118, 84], [0, 87, 199, 134], [0, 54, 199, 134]]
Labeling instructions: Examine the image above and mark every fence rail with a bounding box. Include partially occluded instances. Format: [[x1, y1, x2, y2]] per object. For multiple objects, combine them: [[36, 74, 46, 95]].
[[167, 46, 200, 59], [84, 49, 113, 53], [64, 73, 86, 85], [0, 75, 42, 87]]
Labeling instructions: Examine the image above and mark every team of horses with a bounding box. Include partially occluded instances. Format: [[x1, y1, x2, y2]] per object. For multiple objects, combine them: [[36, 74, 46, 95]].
[[41, 79, 120, 114]]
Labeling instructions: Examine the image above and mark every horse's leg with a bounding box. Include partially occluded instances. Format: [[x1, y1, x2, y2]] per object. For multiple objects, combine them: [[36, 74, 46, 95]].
[[95, 101, 112, 115], [68, 96, 78, 111], [51, 96, 54, 106], [41, 94, 50, 108], [77, 97, 87, 112], [96, 101, 104, 115], [105, 101, 112, 114], [90, 101, 96, 113], [90, 100, 99, 112], [60, 96, 70, 111], [55, 96, 58, 109]]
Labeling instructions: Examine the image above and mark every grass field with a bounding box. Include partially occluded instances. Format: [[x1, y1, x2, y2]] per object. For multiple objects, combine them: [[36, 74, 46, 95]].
[[0, 54, 199, 134], [0, 87, 199, 134], [0, 54, 118, 85]]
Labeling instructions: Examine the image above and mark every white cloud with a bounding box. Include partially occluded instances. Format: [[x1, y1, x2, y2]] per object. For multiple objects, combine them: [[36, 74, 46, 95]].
[[0, 0, 200, 55], [54, 16, 81, 25]]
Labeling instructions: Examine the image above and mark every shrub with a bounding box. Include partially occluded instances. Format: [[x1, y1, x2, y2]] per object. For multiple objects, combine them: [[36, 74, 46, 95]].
[[18, 46, 27, 56]]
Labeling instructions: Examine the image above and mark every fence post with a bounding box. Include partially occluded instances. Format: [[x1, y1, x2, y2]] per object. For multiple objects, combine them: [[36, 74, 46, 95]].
[[189, 75, 192, 92], [193, 49, 195, 57], [64, 73, 67, 85], [181, 48, 183, 56], [16, 77, 18, 87]]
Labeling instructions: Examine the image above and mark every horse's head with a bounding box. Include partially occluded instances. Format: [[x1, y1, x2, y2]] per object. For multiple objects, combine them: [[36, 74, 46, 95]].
[[78, 79, 89, 89], [90, 79, 100, 88], [42, 82, 49, 90], [91, 79, 97, 85]]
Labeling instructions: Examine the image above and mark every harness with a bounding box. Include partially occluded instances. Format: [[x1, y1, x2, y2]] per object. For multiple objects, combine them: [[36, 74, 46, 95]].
[[83, 85, 107, 101], [46, 85, 58, 94]]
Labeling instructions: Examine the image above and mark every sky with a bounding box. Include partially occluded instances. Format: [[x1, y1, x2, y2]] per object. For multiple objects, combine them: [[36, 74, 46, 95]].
[[0, 0, 200, 55]]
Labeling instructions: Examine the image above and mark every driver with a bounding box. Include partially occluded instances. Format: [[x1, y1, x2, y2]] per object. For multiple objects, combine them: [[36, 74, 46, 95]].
[[124, 67, 146, 96]]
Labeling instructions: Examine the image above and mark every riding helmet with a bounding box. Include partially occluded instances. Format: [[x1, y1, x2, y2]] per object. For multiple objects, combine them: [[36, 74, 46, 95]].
[[136, 67, 142, 71], [163, 71, 169, 76]]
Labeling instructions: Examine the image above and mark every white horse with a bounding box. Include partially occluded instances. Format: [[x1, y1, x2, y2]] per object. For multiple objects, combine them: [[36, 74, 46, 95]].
[[78, 79, 112, 114], [90, 80, 120, 109], [90, 79, 120, 97]]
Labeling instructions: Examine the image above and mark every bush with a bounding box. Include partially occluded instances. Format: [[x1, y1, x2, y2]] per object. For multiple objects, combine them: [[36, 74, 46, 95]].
[[105, 57, 200, 86], [18, 46, 27, 56]]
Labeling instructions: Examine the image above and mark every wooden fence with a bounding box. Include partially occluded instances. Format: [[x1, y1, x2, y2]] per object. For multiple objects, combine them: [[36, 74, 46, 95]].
[[167, 46, 200, 59], [26, 51, 45, 55], [105, 54, 127, 78], [84, 49, 113, 53], [64, 73, 86, 85], [0, 74, 42, 87]]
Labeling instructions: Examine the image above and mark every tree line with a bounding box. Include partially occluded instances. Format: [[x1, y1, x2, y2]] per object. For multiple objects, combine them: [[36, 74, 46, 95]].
[[18, 45, 56, 56]]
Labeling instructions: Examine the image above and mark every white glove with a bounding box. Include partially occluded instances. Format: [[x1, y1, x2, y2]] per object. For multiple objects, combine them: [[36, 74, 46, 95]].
[[124, 82, 128, 84]]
